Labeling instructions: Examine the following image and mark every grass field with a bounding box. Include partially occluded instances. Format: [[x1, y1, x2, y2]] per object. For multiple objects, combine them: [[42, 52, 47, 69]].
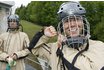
[[20, 20, 42, 40], [20, 20, 57, 42]]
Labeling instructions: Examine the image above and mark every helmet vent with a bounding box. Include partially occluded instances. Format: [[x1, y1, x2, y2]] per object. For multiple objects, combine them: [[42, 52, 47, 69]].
[[77, 5, 80, 7], [57, 2, 86, 21], [60, 12, 62, 14], [61, 8, 63, 10], [79, 8, 82, 10]]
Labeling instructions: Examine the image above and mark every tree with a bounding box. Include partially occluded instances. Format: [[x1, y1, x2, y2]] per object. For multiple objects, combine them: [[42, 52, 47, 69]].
[[80, 1, 104, 40], [15, 1, 104, 41]]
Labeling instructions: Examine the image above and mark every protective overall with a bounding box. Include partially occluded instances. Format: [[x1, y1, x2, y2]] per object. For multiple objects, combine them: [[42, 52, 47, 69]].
[[0, 14, 30, 70], [29, 2, 104, 70]]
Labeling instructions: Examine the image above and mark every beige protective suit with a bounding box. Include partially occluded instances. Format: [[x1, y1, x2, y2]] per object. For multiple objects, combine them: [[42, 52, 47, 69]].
[[32, 35, 104, 70], [0, 31, 30, 70]]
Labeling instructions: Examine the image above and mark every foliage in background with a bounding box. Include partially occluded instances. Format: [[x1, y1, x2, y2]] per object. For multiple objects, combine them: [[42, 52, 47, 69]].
[[16, 1, 64, 27], [16, 1, 104, 41], [80, 1, 104, 41]]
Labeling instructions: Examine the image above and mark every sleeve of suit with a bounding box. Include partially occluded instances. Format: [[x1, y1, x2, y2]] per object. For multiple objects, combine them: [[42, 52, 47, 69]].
[[30, 31, 51, 60], [0, 35, 9, 61]]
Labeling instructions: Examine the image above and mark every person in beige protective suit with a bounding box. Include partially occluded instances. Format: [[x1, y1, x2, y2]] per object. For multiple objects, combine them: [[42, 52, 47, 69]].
[[28, 2, 104, 70], [0, 14, 30, 70]]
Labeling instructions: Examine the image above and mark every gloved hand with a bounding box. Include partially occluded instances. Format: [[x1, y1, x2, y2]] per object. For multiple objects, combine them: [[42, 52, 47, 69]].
[[57, 34, 67, 48], [44, 26, 57, 37], [6, 57, 16, 67], [10, 53, 18, 60]]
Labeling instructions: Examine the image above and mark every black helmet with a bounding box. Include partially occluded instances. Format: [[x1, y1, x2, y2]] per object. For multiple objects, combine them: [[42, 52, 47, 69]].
[[57, 1, 86, 21]]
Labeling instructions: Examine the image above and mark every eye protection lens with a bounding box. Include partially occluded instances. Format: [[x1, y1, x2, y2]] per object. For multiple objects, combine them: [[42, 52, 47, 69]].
[[8, 19, 17, 22]]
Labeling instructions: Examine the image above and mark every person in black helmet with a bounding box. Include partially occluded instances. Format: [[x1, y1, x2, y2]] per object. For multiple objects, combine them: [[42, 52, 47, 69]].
[[0, 14, 30, 70], [28, 1, 104, 70]]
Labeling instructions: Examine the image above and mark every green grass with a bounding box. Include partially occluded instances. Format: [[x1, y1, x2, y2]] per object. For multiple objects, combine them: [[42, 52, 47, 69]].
[[20, 20, 42, 40], [20, 20, 57, 42]]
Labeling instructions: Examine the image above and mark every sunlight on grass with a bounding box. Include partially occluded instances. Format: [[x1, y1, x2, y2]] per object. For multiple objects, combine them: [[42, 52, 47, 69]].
[[20, 20, 42, 40], [20, 20, 57, 42]]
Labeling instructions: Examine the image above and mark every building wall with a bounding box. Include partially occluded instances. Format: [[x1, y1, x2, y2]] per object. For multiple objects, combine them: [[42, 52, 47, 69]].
[[0, 7, 9, 34]]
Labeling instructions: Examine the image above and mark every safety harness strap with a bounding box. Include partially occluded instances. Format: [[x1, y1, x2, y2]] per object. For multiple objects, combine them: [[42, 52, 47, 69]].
[[56, 48, 79, 70], [101, 66, 104, 70], [28, 30, 44, 52], [56, 40, 89, 70], [72, 40, 89, 65]]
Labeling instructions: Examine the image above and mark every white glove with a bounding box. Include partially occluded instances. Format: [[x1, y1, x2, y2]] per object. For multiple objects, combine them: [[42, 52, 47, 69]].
[[57, 34, 67, 48], [44, 26, 57, 37], [6, 57, 16, 67]]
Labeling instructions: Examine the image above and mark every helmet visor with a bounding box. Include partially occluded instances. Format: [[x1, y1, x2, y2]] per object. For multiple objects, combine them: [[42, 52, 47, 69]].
[[62, 15, 84, 37], [57, 15, 90, 49]]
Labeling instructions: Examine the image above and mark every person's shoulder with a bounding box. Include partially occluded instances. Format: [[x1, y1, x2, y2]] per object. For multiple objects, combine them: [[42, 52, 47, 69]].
[[19, 32, 28, 37], [89, 39, 104, 56], [0, 32, 9, 36], [19, 31, 27, 35], [0, 32, 9, 39], [89, 39, 104, 46]]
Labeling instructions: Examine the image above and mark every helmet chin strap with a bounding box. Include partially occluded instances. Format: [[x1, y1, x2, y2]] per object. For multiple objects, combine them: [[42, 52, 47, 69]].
[[7, 22, 21, 32], [62, 36, 87, 50], [7, 27, 19, 32]]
